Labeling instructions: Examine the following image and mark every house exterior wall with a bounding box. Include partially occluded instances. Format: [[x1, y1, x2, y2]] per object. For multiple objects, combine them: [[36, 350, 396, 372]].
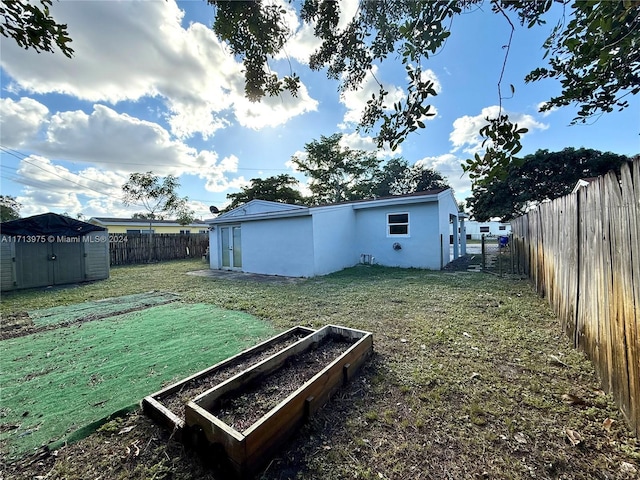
[[311, 206, 358, 276], [206, 191, 461, 278], [98, 224, 208, 234], [88, 219, 208, 234], [211, 215, 315, 277], [456, 221, 511, 240], [438, 191, 460, 265], [241, 216, 315, 277], [354, 202, 441, 269]]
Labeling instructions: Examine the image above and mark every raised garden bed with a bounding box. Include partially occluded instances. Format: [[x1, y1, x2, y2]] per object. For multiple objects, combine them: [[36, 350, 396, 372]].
[[141, 326, 315, 438], [184, 324, 373, 478]]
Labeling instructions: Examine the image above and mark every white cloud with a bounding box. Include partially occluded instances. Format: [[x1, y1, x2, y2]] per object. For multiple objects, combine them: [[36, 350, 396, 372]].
[[450, 106, 548, 154], [536, 101, 559, 117], [35, 105, 201, 175], [415, 154, 471, 202], [339, 65, 405, 126], [234, 84, 318, 130], [8, 106, 245, 214], [14, 155, 129, 217], [0, 0, 317, 139], [339, 132, 400, 158], [0, 97, 49, 147], [420, 69, 442, 95]]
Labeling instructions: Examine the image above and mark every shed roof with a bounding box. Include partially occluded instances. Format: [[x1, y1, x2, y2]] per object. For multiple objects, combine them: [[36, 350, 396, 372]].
[[1, 213, 106, 237]]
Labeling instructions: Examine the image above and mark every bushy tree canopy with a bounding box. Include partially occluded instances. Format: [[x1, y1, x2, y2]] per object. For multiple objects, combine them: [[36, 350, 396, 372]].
[[466, 148, 632, 221], [0, 195, 21, 222], [223, 174, 306, 211], [372, 158, 449, 197], [122, 172, 194, 225], [290, 133, 382, 204], [0, 0, 73, 57]]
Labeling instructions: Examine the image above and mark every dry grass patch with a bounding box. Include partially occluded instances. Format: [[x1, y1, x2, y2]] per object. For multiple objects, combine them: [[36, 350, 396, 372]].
[[2, 260, 638, 479]]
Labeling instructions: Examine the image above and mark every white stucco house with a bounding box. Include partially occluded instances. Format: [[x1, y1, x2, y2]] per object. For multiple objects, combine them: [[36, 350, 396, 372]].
[[456, 220, 511, 240], [207, 189, 465, 278]]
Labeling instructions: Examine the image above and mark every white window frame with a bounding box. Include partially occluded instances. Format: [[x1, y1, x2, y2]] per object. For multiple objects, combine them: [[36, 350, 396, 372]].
[[387, 212, 410, 237]]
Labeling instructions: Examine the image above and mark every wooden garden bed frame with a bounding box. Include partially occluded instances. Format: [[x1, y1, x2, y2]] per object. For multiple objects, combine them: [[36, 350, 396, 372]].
[[185, 325, 373, 478], [141, 326, 316, 438]]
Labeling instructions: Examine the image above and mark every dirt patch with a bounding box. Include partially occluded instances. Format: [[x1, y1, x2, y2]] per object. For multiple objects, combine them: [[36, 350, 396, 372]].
[[160, 330, 311, 414], [211, 337, 354, 431], [186, 269, 305, 284], [0, 292, 180, 340], [0, 311, 32, 334]]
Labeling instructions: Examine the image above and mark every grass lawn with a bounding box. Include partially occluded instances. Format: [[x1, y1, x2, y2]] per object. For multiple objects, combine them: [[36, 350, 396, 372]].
[[1, 259, 638, 479]]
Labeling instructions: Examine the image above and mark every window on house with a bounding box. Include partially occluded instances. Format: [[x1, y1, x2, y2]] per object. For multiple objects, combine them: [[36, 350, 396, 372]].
[[388, 213, 409, 236], [480, 226, 490, 233], [126, 229, 141, 235], [199, 229, 208, 234], [180, 229, 191, 234], [499, 225, 506, 230]]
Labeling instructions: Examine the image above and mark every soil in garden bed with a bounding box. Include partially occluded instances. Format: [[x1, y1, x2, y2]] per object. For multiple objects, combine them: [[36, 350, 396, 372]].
[[209, 335, 356, 432], [160, 329, 312, 414]]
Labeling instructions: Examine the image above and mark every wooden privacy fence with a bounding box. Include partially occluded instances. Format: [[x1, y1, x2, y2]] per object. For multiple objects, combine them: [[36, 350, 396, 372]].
[[109, 233, 209, 266], [511, 159, 639, 436]]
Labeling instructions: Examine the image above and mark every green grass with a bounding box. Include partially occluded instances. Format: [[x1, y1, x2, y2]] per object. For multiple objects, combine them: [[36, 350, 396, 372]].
[[1, 260, 638, 480], [0, 302, 275, 460]]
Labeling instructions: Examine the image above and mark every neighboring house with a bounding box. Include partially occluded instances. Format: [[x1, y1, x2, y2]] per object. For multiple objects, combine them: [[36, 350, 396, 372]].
[[88, 217, 209, 235], [1, 213, 109, 291], [207, 189, 464, 278], [571, 177, 599, 194], [457, 220, 511, 240]]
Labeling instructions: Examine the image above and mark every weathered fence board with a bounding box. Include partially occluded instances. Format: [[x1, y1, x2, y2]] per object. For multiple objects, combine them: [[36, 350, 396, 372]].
[[109, 233, 209, 266], [511, 159, 639, 436]]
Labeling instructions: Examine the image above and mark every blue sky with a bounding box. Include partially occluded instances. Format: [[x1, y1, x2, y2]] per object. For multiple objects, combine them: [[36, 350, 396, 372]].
[[1, 0, 638, 220]]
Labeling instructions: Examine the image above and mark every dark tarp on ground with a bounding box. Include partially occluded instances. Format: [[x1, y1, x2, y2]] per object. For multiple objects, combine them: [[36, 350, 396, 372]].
[[0, 213, 106, 237]]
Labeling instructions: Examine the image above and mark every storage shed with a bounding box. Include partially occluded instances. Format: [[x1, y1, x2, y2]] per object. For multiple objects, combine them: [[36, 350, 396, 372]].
[[0, 213, 110, 291]]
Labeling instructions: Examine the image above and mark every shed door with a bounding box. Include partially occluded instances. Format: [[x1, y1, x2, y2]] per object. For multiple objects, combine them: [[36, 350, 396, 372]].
[[220, 226, 242, 269], [15, 241, 84, 288], [15, 242, 51, 288], [52, 241, 84, 284]]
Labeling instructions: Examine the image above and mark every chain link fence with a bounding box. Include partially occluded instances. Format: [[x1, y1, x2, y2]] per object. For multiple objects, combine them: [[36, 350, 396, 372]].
[[479, 234, 521, 277]]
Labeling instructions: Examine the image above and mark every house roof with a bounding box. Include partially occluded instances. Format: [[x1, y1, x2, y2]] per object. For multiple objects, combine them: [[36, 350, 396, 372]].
[[571, 177, 599, 194], [89, 217, 207, 227], [1, 213, 106, 237], [209, 189, 456, 225]]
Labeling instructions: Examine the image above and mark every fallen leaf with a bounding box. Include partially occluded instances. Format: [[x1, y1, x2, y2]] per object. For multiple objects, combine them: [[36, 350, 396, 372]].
[[565, 428, 582, 446], [127, 440, 140, 457], [620, 462, 637, 475], [602, 418, 615, 432], [561, 393, 587, 406], [549, 355, 568, 368], [513, 432, 528, 444], [118, 425, 136, 435]]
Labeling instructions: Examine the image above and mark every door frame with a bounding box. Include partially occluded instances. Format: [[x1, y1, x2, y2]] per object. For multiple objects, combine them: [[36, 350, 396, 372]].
[[219, 225, 242, 270]]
